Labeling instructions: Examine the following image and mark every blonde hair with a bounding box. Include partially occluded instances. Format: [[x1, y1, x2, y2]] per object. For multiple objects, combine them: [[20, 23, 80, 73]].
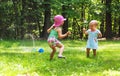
[[89, 20, 98, 26]]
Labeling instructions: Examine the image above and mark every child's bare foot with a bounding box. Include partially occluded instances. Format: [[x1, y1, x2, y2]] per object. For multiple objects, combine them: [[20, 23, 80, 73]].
[[50, 58, 53, 61], [58, 55, 66, 59], [87, 55, 90, 58], [93, 54, 96, 57], [93, 49, 96, 57], [86, 48, 90, 58]]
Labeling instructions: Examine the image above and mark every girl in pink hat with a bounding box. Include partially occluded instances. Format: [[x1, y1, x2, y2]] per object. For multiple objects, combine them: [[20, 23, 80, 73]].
[[47, 15, 71, 60]]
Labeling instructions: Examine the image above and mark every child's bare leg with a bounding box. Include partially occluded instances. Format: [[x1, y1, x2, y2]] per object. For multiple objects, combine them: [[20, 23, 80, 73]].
[[86, 48, 90, 57], [93, 49, 96, 56], [49, 45, 56, 60], [56, 43, 65, 57]]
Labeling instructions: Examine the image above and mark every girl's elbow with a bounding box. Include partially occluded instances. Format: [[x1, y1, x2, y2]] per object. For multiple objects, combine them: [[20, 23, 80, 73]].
[[100, 34, 102, 37], [99, 34, 102, 37], [58, 37, 62, 39], [47, 30, 50, 33], [84, 32, 88, 35], [58, 36, 63, 39]]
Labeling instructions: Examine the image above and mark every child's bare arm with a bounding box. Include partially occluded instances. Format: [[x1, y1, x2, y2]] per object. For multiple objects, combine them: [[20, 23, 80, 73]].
[[47, 25, 54, 33], [98, 33, 102, 37], [83, 28, 88, 35], [57, 28, 71, 39]]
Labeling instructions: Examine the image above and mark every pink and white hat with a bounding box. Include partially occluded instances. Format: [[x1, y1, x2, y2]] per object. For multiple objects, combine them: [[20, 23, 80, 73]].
[[53, 15, 66, 27]]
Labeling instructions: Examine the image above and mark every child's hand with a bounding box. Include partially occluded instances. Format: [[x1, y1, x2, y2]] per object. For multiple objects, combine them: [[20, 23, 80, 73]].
[[47, 25, 54, 33], [51, 25, 54, 28], [67, 31, 71, 35], [98, 33, 102, 37], [83, 28, 86, 31], [83, 28, 88, 35]]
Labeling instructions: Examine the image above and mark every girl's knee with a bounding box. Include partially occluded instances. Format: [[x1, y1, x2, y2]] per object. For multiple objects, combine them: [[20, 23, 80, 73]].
[[52, 48, 56, 53], [58, 44, 64, 49], [52, 50, 56, 52], [61, 44, 64, 48]]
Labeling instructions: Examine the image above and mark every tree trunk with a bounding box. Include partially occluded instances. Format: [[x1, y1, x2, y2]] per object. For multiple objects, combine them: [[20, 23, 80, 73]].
[[105, 0, 112, 39], [81, 4, 85, 21], [37, 17, 41, 38], [12, 0, 19, 39], [113, 17, 117, 37], [62, 5, 68, 34], [80, 3, 85, 39], [100, 19, 104, 37], [117, 0, 120, 37], [100, 0, 105, 37], [41, 0, 51, 39], [20, 0, 26, 39], [119, 18, 120, 37]]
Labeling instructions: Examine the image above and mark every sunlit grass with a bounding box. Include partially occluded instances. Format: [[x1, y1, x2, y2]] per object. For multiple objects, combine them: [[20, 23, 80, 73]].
[[0, 40, 120, 76]]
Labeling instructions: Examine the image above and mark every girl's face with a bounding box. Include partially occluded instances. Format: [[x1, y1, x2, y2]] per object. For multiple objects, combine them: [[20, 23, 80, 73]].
[[89, 20, 98, 31], [89, 23, 97, 31]]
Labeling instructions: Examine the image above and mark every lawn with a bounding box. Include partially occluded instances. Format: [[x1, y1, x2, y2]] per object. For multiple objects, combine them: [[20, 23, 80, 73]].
[[0, 40, 120, 76]]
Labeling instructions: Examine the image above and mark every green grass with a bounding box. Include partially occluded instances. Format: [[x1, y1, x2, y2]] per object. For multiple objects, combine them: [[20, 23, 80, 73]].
[[0, 40, 120, 76]]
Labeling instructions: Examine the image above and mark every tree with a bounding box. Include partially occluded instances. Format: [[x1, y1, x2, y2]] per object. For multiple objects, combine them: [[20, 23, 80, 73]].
[[105, 0, 112, 39], [62, 5, 68, 34], [118, 17, 120, 37], [0, 0, 119, 39], [100, 0, 105, 37], [41, 0, 51, 39]]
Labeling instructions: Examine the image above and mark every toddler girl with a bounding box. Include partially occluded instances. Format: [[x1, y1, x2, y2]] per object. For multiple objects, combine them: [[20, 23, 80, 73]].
[[83, 20, 102, 57], [47, 15, 71, 60]]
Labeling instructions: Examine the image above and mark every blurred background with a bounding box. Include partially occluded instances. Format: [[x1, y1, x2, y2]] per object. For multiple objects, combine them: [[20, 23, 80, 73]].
[[0, 0, 120, 40]]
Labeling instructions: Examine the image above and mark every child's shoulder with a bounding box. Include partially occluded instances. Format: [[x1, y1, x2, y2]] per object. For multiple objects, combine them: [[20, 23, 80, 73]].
[[55, 27, 61, 30], [96, 29, 100, 31], [96, 29, 101, 33], [54, 27, 61, 32], [87, 29, 91, 32]]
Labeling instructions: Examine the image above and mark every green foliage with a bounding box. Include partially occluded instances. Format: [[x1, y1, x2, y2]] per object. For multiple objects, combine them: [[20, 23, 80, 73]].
[[0, 0, 120, 39]]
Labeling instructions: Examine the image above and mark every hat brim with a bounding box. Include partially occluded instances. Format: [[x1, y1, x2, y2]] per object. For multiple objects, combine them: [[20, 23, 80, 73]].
[[63, 18, 67, 21]]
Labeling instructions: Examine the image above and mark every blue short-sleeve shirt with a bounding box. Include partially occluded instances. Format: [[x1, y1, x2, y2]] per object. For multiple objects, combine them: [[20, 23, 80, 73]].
[[86, 29, 101, 49]]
